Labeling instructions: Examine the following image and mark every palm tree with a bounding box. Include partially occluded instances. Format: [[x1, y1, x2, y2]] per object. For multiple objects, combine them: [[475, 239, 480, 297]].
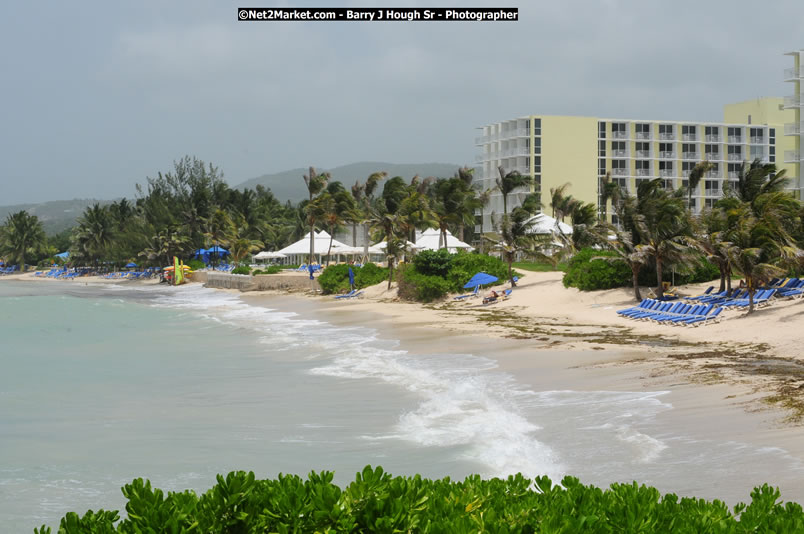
[[485, 207, 536, 287], [139, 227, 192, 266], [631, 179, 694, 299], [495, 166, 532, 217], [724, 158, 790, 207], [696, 208, 733, 293], [549, 183, 572, 220], [598, 172, 621, 222], [355, 171, 386, 262], [229, 237, 264, 264], [685, 161, 713, 211], [204, 209, 235, 269], [303, 166, 331, 264], [72, 204, 115, 268], [0, 210, 46, 271]]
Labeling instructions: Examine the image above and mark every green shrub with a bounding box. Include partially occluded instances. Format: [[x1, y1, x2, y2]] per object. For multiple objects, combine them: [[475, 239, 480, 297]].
[[412, 249, 452, 277], [637, 253, 720, 287], [36, 466, 804, 533], [258, 265, 282, 274], [445, 251, 513, 292], [398, 265, 453, 302], [318, 263, 389, 294], [186, 259, 206, 271], [563, 248, 630, 291], [232, 266, 251, 275]]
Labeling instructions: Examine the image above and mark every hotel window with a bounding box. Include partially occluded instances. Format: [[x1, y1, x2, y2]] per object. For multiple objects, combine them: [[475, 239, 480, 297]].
[[598, 122, 606, 138], [682, 125, 697, 139], [749, 127, 763, 138], [682, 161, 696, 173], [635, 123, 651, 137], [611, 159, 627, 169], [533, 137, 541, 154], [636, 160, 651, 176], [599, 140, 606, 156], [635, 142, 649, 152], [705, 180, 718, 192], [611, 122, 627, 138], [682, 143, 696, 153], [533, 156, 541, 173], [705, 126, 719, 135], [728, 145, 742, 155], [599, 158, 606, 175], [727, 127, 742, 140], [659, 143, 674, 154], [770, 128, 775, 142], [611, 141, 626, 155], [750, 145, 764, 159], [705, 144, 719, 154], [659, 124, 674, 137], [659, 161, 673, 170], [533, 118, 541, 136]]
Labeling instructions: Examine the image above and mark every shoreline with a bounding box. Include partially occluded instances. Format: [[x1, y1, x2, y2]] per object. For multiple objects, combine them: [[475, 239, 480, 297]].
[[5, 272, 804, 501]]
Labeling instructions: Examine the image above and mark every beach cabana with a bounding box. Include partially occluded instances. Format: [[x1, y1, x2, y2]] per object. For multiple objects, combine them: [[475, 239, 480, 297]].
[[276, 231, 351, 265], [524, 213, 573, 236], [414, 228, 474, 253], [253, 251, 287, 264]]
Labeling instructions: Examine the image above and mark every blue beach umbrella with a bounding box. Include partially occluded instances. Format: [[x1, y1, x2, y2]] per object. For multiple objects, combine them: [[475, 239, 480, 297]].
[[348, 267, 355, 289], [207, 245, 229, 255], [463, 272, 498, 289], [125, 262, 137, 268], [55, 251, 70, 259]]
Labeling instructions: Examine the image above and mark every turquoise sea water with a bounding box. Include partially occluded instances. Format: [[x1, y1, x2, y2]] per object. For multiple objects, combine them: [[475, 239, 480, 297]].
[[2, 281, 804, 531]]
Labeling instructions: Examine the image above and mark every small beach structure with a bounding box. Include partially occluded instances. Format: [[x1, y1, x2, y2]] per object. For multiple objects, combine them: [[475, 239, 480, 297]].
[[524, 213, 572, 236], [414, 228, 473, 252], [276, 231, 351, 265]]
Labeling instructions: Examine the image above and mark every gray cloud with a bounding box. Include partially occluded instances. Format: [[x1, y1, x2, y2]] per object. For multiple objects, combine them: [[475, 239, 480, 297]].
[[1, 0, 802, 204]]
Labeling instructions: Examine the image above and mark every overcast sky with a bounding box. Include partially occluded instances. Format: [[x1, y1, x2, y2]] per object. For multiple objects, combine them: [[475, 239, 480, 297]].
[[1, 1, 802, 204]]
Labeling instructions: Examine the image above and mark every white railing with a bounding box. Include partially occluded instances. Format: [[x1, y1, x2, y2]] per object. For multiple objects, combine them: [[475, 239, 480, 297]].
[[659, 169, 675, 177], [499, 128, 530, 139], [475, 136, 486, 145], [682, 133, 697, 141], [704, 189, 720, 197], [705, 171, 720, 178], [784, 123, 801, 135], [659, 151, 675, 158], [728, 171, 739, 179], [636, 169, 651, 176], [728, 153, 743, 161], [705, 134, 721, 142], [784, 95, 800, 108], [612, 131, 627, 139], [635, 150, 650, 158], [612, 168, 628, 176], [704, 152, 720, 161], [659, 132, 675, 140], [749, 136, 765, 145], [784, 150, 801, 162], [682, 152, 699, 160], [728, 136, 742, 144], [784, 67, 800, 80], [611, 149, 627, 157], [635, 132, 651, 139]]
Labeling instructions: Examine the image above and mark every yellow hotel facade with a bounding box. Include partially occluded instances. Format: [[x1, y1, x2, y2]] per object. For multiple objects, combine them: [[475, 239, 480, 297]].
[[474, 52, 803, 229]]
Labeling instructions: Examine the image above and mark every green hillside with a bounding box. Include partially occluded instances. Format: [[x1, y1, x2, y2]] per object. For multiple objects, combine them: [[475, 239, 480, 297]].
[[0, 199, 108, 234], [234, 161, 465, 201]]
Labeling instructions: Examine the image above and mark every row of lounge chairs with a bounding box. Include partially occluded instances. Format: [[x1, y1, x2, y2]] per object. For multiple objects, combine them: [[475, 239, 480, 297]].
[[0, 265, 20, 275], [617, 299, 723, 327], [334, 289, 363, 300]]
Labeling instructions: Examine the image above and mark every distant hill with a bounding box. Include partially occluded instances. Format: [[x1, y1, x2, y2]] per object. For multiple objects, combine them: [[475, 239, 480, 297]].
[[0, 199, 107, 234], [234, 161, 465, 201]]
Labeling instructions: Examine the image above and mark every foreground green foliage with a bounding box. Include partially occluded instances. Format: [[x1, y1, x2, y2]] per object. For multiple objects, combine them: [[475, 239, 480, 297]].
[[34, 466, 804, 533], [318, 263, 388, 294], [513, 260, 569, 273]]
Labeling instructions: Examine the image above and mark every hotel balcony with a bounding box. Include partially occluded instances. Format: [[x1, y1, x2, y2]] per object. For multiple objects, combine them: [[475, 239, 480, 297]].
[[749, 136, 765, 145], [682, 133, 697, 141], [474, 153, 486, 162], [785, 122, 803, 135], [682, 152, 699, 160], [612, 131, 627, 139], [704, 188, 720, 197], [659, 169, 675, 177], [705, 134, 722, 142], [635, 132, 651, 140], [611, 149, 626, 157], [784, 95, 801, 109], [501, 146, 530, 157], [612, 168, 628, 176], [728, 171, 739, 179], [704, 152, 720, 161], [785, 150, 801, 163], [658, 151, 675, 159], [727, 136, 743, 144], [705, 171, 721, 178], [658, 132, 675, 140], [636, 168, 651, 176], [635, 150, 650, 158], [728, 153, 743, 161], [784, 67, 801, 81]]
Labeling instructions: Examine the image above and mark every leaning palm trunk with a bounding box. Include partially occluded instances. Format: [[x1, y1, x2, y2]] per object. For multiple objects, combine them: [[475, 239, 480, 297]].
[[631, 266, 642, 301], [387, 258, 394, 290], [362, 222, 369, 263], [309, 223, 315, 266], [655, 257, 664, 299]]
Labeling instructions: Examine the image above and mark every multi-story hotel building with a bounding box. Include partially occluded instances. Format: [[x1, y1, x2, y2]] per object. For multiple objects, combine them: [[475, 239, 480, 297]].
[[785, 49, 803, 182], [474, 55, 802, 232]]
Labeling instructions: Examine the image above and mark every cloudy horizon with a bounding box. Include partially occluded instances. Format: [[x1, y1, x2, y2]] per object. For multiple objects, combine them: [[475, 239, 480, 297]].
[[1, 0, 802, 204]]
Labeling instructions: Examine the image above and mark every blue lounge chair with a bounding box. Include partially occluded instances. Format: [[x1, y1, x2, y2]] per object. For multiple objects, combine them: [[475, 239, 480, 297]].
[[454, 285, 479, 301], [683, 306, 724, 326], [335, 290, 357, 300]]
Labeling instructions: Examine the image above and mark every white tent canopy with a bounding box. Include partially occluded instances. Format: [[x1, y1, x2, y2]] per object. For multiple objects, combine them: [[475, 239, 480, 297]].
[[524, 213, 573, 235], [333, 244, 385, 255], [276, 231, 352, 263], [253, 251, 286, 260], [414, 228, 474, 252], [372, 240, 422, 252]]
